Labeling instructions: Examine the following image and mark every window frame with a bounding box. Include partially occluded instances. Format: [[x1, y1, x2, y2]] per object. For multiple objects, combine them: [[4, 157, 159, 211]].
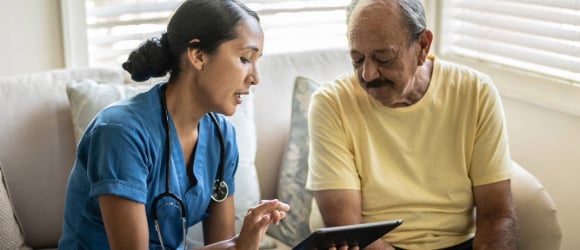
[[61, 0, 580, 117], [61, 0, 349, 69], [61, 0, 89, 67], [427, 1, 580, 118]]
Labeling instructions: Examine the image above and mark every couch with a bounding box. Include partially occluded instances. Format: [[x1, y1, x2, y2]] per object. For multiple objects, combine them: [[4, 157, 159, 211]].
[[0, 49, 562, 250]]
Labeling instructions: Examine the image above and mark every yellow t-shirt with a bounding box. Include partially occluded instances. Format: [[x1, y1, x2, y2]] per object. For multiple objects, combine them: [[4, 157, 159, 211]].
[[306, 55, 512, 249]]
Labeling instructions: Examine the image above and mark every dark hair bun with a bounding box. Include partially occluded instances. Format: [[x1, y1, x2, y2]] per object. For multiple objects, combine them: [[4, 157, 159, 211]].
[[122, 35, 172, 82]]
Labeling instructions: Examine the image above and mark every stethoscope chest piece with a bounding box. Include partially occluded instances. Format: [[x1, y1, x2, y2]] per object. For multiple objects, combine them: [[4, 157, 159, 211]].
[[211, 180, 229, 202]]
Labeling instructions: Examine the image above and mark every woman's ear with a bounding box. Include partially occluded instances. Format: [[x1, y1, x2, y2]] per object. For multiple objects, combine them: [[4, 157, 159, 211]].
[[187, 39, 205, 70]]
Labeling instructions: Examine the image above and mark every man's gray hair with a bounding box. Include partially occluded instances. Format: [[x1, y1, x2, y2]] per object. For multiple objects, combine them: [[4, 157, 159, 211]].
[[347, 0, 426, 42]]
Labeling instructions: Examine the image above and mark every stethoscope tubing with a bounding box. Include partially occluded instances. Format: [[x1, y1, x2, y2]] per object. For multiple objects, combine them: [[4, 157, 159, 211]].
[[153, 84, 228, 249]]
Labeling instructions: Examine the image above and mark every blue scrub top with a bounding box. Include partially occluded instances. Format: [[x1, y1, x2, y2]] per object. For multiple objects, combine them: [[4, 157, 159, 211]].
[[59, 83, 239, 250]]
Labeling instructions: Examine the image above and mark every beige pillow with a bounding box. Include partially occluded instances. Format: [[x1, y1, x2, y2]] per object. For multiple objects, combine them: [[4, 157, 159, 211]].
[[66, 79, 152, 143], [0, 161, 31, 250]]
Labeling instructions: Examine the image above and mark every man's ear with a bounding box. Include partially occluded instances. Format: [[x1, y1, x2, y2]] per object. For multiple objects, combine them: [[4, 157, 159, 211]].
[[187, 39, 205, 70], [417, 29, 433, 66]]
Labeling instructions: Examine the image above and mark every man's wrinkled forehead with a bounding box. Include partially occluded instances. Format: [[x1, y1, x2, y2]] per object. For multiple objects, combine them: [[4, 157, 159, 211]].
[[348, 0, 398, 21], [347, 0, 402, 36], [348, 0, 400, 27]]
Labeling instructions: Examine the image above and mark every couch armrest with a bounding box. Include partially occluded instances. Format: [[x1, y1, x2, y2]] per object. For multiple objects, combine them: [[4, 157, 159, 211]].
[[512, 161, 562, 250]]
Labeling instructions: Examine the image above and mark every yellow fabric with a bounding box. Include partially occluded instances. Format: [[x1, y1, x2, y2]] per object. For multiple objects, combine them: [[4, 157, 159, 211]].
[[306, 55, 512, 249]]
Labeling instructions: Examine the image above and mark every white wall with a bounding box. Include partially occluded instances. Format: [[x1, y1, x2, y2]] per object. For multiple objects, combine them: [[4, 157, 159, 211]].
[[0, 0, 64, 77], [445, 54, 580, 250], [503, 98, 580, 250], [503, 94, 580, 250]]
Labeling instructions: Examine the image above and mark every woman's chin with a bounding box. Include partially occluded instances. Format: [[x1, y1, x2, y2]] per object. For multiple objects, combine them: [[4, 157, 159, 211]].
[[219, 106, 237, 117]]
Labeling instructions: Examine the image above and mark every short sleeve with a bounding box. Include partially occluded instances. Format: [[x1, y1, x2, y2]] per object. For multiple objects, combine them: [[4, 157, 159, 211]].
[[469, 76, 512, 186], [306, 87, 361, 191], [84, 124, 150, 203], [217, 115, 240, 196]]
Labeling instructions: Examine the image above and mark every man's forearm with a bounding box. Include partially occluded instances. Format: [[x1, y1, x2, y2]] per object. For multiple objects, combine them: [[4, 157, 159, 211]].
[[474, 213, 518, 250]]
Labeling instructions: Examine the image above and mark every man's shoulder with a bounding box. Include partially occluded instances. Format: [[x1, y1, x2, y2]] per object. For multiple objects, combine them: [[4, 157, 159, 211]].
[[436, 57, 492, 82]]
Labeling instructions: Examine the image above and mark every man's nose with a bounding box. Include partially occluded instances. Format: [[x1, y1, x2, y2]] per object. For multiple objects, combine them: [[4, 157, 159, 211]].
[[361, 60, 379, 82]]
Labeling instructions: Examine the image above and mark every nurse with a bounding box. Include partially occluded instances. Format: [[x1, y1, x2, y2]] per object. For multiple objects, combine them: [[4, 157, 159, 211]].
[[59, 0, 289, 249]]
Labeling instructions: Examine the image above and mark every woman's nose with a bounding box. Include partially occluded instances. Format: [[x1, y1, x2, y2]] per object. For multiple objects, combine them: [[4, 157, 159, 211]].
[[248, 65, 259, 85]]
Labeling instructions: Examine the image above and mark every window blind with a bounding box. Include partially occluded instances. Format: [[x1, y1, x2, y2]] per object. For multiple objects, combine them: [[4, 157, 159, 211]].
[[85, 0, 349, 68], [440, 0, 580, 83]]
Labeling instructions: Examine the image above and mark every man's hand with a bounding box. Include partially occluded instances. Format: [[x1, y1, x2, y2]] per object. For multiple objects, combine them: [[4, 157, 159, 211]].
[[365, 239, 395, 250], [326, 238, 394, 250]]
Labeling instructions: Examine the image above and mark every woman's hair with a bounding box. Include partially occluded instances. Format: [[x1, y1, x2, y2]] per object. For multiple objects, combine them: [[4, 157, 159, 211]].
[[122, 0, 260, 82]]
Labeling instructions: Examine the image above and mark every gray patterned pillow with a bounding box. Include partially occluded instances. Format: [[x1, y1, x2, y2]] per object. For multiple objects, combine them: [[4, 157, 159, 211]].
[[0, 161, 31, 250], [267, 76, 320, 246]]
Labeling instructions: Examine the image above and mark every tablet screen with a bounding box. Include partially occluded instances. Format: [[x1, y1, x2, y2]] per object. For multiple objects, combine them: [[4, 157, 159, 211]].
[[292, 219, 403, 250]]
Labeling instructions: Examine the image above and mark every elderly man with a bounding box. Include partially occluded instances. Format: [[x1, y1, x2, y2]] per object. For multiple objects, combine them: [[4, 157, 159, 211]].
[[306, 0, 517, 249]]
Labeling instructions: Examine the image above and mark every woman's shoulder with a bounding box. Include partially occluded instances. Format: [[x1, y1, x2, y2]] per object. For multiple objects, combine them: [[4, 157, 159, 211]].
[[88, 86, 163, 135]]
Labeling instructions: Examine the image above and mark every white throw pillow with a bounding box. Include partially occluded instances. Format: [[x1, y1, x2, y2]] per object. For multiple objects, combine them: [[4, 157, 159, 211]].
[[65, 79, 260, 246], [0, 161, 31, 250], [185, 88, 261, 248]]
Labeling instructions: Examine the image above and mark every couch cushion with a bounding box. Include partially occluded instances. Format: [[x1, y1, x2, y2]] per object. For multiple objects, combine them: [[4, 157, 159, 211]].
[[267, 76, 320, 246], [254, 49, 352, 200], [0, 68, 123, 248], [65, 79, 261, 247], [0, 161, 31, 250]]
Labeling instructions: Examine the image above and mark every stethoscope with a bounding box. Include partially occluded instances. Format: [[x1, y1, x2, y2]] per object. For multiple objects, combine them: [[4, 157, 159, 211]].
[[152, 84, 229, 250]]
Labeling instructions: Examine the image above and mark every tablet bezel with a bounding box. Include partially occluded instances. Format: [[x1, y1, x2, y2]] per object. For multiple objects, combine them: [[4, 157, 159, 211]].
[[292, 219, 403, 250]]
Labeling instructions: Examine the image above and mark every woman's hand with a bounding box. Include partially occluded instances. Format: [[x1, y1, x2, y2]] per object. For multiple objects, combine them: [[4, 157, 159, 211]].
[[235, 199, 290, 249]]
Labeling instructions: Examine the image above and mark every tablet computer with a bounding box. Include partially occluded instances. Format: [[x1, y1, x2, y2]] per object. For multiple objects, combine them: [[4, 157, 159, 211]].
[[292, 219, 403, 250]]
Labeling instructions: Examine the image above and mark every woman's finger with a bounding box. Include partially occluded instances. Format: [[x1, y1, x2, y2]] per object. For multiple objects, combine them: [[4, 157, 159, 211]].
[[252, 199, 290, 216]]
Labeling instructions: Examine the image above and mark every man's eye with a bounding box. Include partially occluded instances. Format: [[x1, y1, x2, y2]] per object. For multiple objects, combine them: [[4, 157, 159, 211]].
[[240, 57, 250, 63], [375, 57, 393, 65], [351, 57, 364, 66]]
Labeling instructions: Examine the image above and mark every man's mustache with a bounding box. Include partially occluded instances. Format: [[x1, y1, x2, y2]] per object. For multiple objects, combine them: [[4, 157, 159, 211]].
[[364, 79, 395, 89]]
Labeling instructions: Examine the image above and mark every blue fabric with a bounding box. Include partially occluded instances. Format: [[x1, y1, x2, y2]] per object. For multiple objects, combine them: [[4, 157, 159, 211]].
[[59, 83, 239, 250]]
